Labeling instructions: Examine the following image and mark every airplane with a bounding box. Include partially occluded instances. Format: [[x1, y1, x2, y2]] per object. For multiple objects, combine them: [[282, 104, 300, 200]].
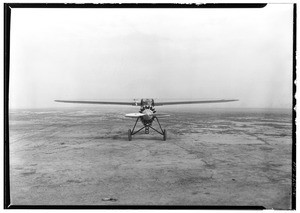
[[55, 98, 238, 141]]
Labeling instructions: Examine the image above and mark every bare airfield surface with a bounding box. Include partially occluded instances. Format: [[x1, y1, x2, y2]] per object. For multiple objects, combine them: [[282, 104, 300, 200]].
[[9, 107, 292, 208]]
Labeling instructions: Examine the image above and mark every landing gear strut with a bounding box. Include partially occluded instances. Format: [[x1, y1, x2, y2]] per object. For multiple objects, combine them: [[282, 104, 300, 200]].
[[128, 117, 166, 141]]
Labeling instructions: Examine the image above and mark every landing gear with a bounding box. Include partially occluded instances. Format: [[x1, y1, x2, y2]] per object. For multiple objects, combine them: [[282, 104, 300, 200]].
[[163, 129, 167, 141], [128, 129, 132, 141], [127, 117, 166, 141]]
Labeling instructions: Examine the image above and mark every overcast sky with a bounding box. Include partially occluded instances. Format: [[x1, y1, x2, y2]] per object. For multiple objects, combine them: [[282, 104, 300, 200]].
[[9, 4, 293, 109]]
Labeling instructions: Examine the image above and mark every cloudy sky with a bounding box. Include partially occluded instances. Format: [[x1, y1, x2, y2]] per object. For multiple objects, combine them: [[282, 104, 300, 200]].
[[9, 4, 293, 109]]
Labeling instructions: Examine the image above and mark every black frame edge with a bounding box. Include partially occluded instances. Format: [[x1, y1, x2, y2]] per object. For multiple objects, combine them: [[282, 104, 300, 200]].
[[292, 3, 296, 210], [5, 3, 267, 9], [6, 205, 265, 210], [4, 3, 11, 209], [4, 2, 293, 210]]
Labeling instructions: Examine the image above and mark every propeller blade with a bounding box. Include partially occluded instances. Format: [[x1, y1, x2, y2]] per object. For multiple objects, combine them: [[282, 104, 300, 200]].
[[125, 113, 145, 118], [153, 113, 170, 118]]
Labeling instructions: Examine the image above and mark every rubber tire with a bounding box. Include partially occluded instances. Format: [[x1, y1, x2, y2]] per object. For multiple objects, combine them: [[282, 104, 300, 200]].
[[163, 129, 167, 141], [128, 129, 132, 141]]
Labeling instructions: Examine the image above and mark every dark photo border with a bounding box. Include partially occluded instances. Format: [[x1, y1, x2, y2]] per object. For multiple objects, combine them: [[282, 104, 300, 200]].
[[3, 3, 295, 210]]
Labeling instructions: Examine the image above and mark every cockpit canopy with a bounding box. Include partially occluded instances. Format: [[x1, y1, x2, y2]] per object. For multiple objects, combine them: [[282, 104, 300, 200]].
[[140, 98, 154, 107]]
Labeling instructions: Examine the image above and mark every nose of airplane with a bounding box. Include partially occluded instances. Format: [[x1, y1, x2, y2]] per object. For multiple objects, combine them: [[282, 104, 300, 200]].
[[143, 109, 153, 120]]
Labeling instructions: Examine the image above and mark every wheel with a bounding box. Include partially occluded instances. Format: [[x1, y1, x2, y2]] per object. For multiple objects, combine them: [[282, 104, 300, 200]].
[[163, 129, 167, 141], [128, 129, 132, 141]]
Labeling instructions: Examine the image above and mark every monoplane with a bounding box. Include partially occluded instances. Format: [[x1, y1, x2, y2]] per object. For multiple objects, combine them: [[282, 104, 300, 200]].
[[55, 98, 238, 141]]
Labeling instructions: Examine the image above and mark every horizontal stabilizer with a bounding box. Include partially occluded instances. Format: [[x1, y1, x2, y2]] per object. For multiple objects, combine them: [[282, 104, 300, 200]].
[[125, 113, 145, 118]]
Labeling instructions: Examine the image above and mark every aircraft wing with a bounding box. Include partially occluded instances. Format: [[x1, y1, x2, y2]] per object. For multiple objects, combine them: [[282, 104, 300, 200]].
[[154, 99, 238, 106], [55, 100, 139, 106], [55, 99, 238, 106]]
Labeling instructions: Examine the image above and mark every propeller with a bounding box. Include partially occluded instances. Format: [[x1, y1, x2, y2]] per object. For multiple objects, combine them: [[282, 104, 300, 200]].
[[153, 113, 170, 118], [125, 113, 145, 118]]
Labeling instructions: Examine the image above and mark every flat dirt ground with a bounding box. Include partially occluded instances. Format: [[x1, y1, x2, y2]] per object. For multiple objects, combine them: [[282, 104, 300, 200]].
[[9, 107, 293, 208]]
